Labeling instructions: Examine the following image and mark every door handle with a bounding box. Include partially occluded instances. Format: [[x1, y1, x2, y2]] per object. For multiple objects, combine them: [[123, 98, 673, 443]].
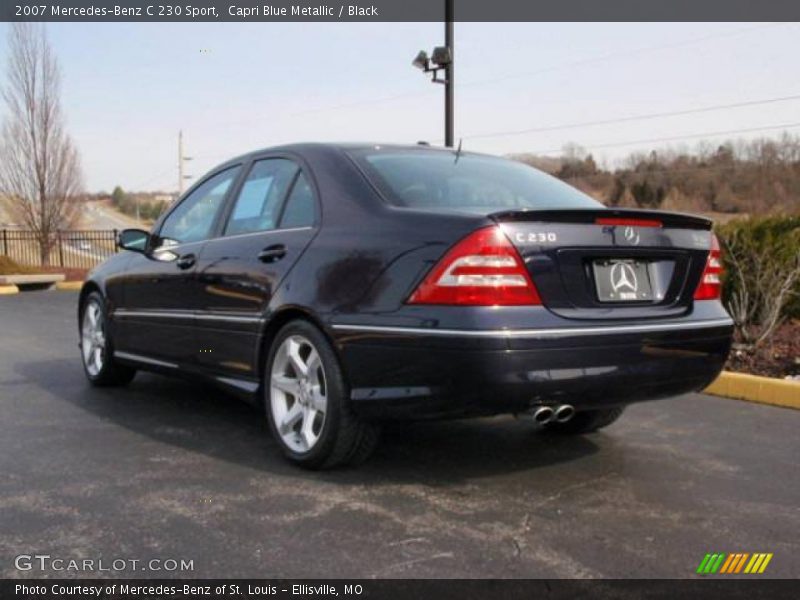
[[176, 253, 196, 270], [258, 244, 287, 263]]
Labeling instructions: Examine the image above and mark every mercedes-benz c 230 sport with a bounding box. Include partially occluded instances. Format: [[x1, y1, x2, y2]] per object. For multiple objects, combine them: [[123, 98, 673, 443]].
[[77, 143, 733, 468]]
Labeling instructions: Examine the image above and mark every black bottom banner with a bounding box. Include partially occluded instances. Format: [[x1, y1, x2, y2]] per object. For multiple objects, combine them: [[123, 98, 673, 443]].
[[2, 579, 798, 600]]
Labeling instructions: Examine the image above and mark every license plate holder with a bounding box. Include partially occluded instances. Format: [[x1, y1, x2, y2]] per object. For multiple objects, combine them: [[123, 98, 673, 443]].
[[592, 259, 653, 303]]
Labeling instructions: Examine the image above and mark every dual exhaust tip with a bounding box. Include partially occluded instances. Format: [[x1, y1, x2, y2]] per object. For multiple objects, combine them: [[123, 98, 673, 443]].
[[532, 404, 575, 424]]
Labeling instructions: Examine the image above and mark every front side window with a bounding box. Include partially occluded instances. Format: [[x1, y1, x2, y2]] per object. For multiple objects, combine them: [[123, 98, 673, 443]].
[[225, 159, 298, 236], [348, 149, 602, 213], [158, 166, 240, 245]]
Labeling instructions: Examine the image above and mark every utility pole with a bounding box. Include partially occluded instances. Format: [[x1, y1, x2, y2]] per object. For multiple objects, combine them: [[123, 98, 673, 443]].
[[444, 0, 454, 148], [177, 130, 193, 195], [178, 130, 183, 194]]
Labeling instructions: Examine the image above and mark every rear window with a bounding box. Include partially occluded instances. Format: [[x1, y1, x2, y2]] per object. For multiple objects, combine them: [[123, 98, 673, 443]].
[[349, 149, 601, 213]]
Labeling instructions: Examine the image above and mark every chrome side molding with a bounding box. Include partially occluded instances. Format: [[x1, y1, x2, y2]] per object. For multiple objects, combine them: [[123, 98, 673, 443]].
[[330, 318, 734, 339]]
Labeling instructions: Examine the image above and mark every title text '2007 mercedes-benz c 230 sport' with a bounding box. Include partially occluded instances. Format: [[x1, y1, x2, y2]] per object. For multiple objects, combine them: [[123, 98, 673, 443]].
[[78, 143, 733, 468]]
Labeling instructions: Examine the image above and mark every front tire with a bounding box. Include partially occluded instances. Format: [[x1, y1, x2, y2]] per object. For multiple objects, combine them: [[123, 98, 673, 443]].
[[543, 406, 626, 434], [265, 320, 379, 469], [80, 291, 136, 387]]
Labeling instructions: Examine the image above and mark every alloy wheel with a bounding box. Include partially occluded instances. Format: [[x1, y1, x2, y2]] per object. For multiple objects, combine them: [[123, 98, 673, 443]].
[[81, 300, 106, 377], [270, 334, 328, 453]]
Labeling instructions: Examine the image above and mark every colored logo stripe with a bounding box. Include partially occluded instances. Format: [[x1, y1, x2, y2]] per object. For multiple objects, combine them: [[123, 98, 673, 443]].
[[699, 552, 773, 574], [697, 553, 726, 574], [719, 554, 736, 573], [746, 553, 774, 574], [744, 554, 760, 573], [696, 554, 712, 573], [724, 553, 749, 573]]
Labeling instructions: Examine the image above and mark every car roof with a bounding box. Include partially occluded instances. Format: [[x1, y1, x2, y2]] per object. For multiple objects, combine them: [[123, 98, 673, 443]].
[[214, 142, 492, 170]]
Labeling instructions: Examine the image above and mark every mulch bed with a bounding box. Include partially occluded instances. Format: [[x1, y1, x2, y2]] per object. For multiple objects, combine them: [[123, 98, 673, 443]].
[[726, 320, 800, 379]]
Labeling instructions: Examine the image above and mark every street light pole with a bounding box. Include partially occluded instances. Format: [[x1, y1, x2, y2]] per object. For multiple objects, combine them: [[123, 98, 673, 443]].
[[444, 0, 454, 148], [411, 0, 455, 147]]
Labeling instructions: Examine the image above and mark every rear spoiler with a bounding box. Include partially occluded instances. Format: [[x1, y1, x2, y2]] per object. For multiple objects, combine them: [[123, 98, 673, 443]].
[[489, 208, 713, 230]]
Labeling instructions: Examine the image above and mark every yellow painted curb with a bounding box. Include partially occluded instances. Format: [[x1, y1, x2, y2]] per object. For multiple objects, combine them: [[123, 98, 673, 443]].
[[55, 281, 84, 291], [0, 284, 19, 295], [705, 371, 800, 409]]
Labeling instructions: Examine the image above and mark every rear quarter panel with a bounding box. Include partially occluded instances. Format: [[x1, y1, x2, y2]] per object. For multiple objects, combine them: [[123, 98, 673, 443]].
[[272, 146, 487, 320]]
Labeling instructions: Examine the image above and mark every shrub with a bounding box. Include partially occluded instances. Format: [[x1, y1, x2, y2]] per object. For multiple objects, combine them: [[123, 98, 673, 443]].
[[716, 216, 800, 346]]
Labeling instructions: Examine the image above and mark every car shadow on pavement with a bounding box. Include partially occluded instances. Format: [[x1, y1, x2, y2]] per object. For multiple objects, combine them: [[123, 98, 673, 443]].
[[16, 358, 602, 484]]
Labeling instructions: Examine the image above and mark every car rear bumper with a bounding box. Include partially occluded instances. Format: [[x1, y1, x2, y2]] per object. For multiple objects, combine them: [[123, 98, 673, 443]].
[[330, 315, 733, 419]]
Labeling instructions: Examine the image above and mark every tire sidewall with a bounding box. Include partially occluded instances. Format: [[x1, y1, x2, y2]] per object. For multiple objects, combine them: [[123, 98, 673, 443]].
[[264, 320, 347, 467]]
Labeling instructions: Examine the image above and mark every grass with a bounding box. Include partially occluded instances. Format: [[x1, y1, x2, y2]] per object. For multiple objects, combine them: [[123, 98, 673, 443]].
[[0, 256, 87, 282], [0, 255, 38, 275]]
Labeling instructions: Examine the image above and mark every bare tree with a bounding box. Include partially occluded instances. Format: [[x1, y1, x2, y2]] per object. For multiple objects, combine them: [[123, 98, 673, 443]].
[[0, 23, 82, 265]]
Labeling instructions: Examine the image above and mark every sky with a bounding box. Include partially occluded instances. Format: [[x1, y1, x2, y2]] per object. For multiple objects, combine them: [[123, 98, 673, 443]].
[[0, 21, 799, 192]]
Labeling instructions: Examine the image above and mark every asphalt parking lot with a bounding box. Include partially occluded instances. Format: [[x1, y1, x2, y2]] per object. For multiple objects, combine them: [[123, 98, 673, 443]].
[[1, 290, 798, 579]]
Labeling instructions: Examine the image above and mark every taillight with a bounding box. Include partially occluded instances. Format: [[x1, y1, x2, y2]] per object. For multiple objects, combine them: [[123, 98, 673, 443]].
[[694, 233, 723, 300], [407, 226, 541, 306]]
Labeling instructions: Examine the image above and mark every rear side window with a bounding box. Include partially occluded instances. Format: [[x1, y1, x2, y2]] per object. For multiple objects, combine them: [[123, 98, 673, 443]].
[[349, 149, 601, 213], [225, 159, 298, 235], [279, 172, 316, 228]]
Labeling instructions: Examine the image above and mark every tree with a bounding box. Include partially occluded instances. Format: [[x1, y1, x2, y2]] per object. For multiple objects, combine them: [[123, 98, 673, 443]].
[[111, 185, 127, 207], [0, 23, 83, 265]]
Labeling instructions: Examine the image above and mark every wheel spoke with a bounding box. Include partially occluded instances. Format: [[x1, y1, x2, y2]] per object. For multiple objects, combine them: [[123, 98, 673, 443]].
[[279, 402, 303, 435], [87, 305, 98, 328], [287, 338, 308, 376], [300, 408, 318, 449], [310, 385, 327, 412], [272, 374, 301, 397], [92, 346, 102, 371], [306, 348, 320, 375], [82, 340, 93, 363]]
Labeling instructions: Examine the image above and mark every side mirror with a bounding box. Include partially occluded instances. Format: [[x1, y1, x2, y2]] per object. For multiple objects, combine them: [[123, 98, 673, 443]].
[[118, 229, 150, 253]]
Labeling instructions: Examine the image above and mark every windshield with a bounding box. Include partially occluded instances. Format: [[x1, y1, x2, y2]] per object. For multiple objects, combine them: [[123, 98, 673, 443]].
[[349, 149, 602, 213]]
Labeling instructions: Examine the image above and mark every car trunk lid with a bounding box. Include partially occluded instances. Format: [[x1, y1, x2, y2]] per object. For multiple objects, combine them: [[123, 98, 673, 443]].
[[490, 208, 714, 320]]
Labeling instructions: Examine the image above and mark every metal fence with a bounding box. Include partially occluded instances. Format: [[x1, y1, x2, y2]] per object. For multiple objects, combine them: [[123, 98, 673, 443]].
[[1, 229, 119, 270]]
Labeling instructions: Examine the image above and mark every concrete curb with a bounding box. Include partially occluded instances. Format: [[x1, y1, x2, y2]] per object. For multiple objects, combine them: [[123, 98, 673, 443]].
[[0, 284, 19, 295], [55, 281, 84, 291], [705, 371, 800, 410]]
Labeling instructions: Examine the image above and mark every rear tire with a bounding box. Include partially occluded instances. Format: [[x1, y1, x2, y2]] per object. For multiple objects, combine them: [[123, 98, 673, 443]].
[[80, 291, 137, 387], [265, 320, 380, 469], [543, 406, 626, 434]]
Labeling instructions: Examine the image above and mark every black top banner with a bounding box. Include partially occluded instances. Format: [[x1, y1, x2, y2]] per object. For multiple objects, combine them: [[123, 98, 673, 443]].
[[3, 0, 800, 22]]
